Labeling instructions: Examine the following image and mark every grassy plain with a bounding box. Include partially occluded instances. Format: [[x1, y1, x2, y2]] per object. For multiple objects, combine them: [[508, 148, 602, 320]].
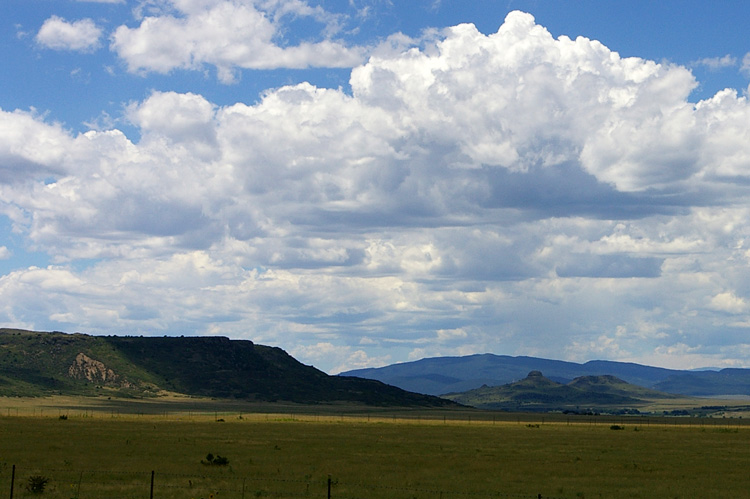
[[1, 397, 749, 498]]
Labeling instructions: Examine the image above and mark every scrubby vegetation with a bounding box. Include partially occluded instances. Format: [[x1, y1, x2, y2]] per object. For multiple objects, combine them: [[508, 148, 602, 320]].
[[201, 453, 229, 466], [25, 475, 49, 494]]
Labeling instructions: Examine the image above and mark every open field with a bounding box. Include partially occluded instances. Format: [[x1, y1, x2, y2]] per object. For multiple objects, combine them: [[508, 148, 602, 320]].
[[3, 392, 750, 417], [1, 397, 750, 498]]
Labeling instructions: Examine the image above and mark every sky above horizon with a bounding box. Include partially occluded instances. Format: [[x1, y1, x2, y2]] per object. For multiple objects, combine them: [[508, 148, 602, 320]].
[[2, 0, 750, 374]]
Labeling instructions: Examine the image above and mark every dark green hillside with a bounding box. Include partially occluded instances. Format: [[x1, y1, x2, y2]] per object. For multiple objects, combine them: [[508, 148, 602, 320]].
[[0, 329, 455, 407], [104, 335, 451, 405], [568, 374, 678, 399], [0, 329, 162, 396], [443, 371, 672, 411]]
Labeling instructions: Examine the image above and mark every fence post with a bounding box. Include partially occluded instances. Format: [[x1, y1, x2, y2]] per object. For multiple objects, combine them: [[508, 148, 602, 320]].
[[327, 475, 332, 499], [150, 470, 155, 499], [9, 464, 14, 499], [76, 471, 83, 498]]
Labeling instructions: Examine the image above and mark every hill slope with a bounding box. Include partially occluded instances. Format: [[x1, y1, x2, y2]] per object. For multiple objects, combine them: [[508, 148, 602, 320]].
[[443, 371, 678, 411], [341, 353, 750, 397], [0, 329, 455, 407]]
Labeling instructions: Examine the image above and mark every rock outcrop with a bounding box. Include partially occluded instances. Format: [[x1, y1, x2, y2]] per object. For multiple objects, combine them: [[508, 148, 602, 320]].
[[68, 352, 130, 387]]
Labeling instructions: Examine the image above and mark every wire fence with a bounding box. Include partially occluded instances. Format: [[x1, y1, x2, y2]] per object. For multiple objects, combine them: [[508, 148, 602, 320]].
[[4, 465, 554, 499], [2, 403, 750, 427]]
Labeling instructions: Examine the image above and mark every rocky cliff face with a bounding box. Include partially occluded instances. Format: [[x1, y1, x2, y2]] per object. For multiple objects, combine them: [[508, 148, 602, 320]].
[[67, 352, 132, 387]]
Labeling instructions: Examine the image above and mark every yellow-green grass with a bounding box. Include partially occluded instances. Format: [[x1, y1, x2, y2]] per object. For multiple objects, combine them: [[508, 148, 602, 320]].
[[1, 400, 750, 498]]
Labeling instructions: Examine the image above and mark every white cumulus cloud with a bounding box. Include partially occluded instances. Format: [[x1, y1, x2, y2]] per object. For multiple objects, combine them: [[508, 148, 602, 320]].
[[709, 292, 747, 314], [36, 16, 102, 52], [110, 0, 365, 82]]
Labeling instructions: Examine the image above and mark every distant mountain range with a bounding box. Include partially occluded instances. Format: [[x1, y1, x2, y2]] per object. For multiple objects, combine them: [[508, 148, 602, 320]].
[[0, 329, 455, 407], [442, 370, 680, 412], [341, 354, 750, 397]]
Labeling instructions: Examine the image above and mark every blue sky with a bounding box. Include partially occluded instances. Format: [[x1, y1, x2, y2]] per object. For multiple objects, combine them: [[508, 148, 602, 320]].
[[2, 0, 750, 374]]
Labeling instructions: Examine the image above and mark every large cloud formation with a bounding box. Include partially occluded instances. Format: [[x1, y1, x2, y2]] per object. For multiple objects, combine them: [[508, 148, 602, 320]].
[[3, 11, 750, 372]]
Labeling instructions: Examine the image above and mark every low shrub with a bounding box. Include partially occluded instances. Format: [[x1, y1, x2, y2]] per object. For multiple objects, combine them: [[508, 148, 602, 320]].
[[201, 453, 230, 466], [26, 475, 49, 494]]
